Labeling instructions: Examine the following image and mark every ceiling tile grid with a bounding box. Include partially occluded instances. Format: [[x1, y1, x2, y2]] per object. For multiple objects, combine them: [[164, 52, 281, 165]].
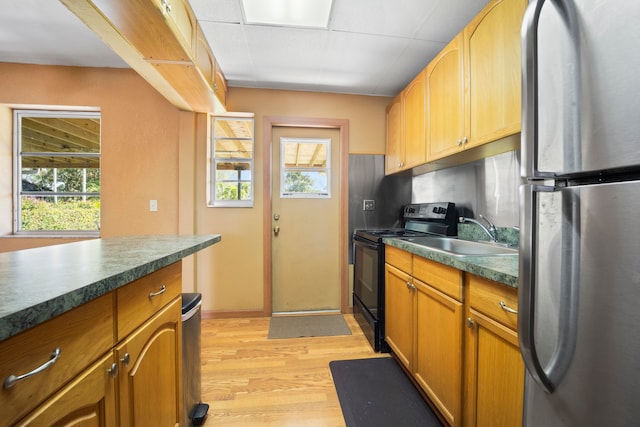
[[0, 0, 492, 97]]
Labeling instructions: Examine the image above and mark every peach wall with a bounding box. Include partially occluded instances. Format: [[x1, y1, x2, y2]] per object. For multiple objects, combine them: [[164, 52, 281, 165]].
[[191, 87, 390, 314], [0, 63, 182, 252], [0, 65, 389, 315]]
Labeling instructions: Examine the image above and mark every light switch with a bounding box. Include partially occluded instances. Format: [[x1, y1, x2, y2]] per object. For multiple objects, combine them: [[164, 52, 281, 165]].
[[149, 199, 158, 212]]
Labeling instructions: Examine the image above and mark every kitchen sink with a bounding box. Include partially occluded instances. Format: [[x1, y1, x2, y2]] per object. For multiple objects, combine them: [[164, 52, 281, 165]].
[[399, 236, 518, 257]]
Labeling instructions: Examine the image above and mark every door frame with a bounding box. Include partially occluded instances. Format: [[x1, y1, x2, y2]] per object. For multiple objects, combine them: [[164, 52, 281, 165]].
[[263, 116, 350, 316]]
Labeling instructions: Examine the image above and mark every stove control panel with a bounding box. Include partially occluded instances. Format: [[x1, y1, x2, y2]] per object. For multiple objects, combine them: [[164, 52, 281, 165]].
[[403, 202, 454, 220]]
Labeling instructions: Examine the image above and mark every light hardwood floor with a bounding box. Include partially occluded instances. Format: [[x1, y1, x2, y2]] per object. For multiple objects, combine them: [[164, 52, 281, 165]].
[[200, 314, 389, 426]]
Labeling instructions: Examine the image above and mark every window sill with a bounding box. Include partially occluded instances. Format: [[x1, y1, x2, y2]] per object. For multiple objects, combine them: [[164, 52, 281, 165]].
[[3, 232, 100, 239]]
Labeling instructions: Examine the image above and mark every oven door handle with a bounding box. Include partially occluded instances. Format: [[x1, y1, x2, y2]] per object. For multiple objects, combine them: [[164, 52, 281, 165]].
[[353, 235, 380, 250]]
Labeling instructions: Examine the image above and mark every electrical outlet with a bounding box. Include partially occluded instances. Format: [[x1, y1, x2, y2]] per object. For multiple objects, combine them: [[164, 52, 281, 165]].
[[363, 200, 375, 211], [149, 199, 158, 212]]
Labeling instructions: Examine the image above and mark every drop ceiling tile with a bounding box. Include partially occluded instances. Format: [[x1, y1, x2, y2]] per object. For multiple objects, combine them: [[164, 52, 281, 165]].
[[0, 0, 125, 67], [414, 0, 490, 43], [377, 38, 446, 95], [325, 31, 402, 72], [199, 21, 253, 72], [243, 26, 330, 68], [331, 0, 442, 38], [190, 0, 243, 23]]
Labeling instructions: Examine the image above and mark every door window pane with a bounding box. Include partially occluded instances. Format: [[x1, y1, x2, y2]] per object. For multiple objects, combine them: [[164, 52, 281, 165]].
[[280, 138, 330, 198]]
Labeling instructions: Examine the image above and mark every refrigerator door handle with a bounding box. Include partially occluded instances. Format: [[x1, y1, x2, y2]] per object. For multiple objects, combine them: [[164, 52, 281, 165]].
[[519, 184, 579, 393], [521, 0, 581, 179]]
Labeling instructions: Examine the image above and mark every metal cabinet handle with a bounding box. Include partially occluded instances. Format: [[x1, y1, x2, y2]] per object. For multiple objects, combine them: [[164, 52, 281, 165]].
[[108, 363, 118, 378], [148, 285, 166, 299], [3, 348, 62, 389], [120, 353, 131, 367], [499, 300, 518, 314]]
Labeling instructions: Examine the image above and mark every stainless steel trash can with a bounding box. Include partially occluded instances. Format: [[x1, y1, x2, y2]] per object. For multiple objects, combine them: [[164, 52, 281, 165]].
[[182, 293, 208, 426]]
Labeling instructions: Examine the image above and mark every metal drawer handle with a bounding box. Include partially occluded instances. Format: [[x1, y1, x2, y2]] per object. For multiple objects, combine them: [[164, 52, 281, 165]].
[[3, 347, 62, 389], [499, 300, 518, 315], [148, 285, 167, 299]]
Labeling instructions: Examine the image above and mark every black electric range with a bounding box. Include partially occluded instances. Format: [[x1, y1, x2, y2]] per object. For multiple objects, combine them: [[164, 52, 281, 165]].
[[352, 202, 457, 351]]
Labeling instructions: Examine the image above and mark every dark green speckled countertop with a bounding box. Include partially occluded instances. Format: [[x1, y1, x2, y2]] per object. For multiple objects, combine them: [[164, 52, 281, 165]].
[[383, 237, 518, 288], [0, 234, 221, 342]]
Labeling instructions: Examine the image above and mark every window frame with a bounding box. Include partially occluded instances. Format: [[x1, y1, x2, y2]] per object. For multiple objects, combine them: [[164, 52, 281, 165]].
[[13, 109, 101, 237], [207, 113, 255, 208], [279, 137, 331, 199]]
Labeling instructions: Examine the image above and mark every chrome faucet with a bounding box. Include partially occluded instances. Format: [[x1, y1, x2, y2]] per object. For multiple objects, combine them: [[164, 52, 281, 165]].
[[459, 214, 498, 243]]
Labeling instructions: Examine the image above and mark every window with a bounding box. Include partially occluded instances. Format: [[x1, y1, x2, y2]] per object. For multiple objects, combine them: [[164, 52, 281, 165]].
[[208, 114, 255, 207], [14, 110, 100, 235], [280, 137, 330, 198]]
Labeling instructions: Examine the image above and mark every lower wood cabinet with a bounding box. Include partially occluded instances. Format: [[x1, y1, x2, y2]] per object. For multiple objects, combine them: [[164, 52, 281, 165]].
[[385, 246, 523, 427], [413, 276, 463, 426], [116, 297, 182, 426], [464, 274, 524, 427], [384, 261, 414, 369], [13, 353, 118, 427], [1, 263, 183, 427], [385, 247, 464, 427]]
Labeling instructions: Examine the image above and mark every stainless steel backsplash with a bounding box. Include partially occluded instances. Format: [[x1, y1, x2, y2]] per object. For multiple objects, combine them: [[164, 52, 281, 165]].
[[412, 150, 523, 227]]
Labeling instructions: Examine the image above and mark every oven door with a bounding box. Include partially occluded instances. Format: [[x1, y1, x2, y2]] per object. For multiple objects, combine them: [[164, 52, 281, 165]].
[[353, 235, 381, 318]]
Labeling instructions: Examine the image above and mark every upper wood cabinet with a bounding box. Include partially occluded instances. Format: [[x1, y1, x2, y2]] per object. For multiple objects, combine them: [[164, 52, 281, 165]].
[[389, 0, 525, 165], [426, 33, 466, 162], [61, 0, 227, 113], [385, 71, 427, 175], [464, 0, 526, 148], [403, 71, 427, 170]]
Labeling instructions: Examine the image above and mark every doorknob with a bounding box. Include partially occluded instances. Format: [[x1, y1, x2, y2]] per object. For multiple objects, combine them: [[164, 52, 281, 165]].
[[274, 226, 280, 236]]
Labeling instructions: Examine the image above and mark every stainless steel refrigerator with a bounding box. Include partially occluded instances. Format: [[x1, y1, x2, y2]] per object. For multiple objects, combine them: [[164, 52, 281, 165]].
[[519, 0, 640, 425]]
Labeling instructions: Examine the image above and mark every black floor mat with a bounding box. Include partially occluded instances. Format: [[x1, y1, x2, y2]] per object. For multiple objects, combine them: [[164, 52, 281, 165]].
[[329, 357, 443, 427]]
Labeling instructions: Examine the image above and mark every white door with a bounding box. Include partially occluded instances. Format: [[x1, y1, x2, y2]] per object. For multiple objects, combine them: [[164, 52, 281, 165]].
[[271, 126, 340, 313]]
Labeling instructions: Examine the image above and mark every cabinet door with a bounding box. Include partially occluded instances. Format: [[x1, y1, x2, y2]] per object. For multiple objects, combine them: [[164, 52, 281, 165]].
[[402, 71, 427, 169], [465, 309, 524, 427], [385, 94, 403, 174], [384, 263, 414, 369], [426, 33, 465, 161], [116, 298, 182, 427], [14, 353, 117, 427], [151, 0, 195, 53], [464, 0, 526, 147], [414, 279, 463, 427]]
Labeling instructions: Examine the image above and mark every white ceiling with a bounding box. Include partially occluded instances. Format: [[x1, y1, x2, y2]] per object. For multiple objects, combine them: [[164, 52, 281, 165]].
[[0, 0, 490, 97]]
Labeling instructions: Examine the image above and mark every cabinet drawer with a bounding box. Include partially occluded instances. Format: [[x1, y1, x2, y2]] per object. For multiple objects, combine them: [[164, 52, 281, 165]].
[[0, 293, 114, 426], [468, 274, 518, 330], [385, 245, 412, 274], [413, 256, 462, 301], [116, 262, 182, 340]]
